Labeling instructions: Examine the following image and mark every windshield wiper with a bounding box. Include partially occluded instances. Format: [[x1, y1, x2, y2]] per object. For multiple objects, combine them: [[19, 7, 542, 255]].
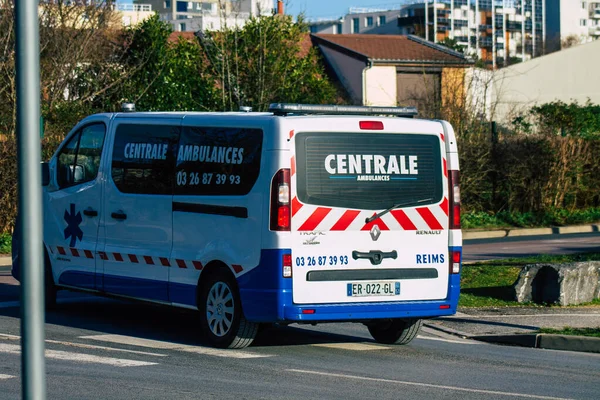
[[365, 198, 434, 224]]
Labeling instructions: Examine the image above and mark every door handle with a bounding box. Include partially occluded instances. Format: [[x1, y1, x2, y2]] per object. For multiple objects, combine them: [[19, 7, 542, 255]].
[[111, 211, 127, 220], [83, 208, 98, 217], [352, 250, 397, 266]]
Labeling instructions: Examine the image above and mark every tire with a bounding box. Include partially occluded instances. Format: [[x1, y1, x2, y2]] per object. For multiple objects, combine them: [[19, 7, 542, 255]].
[[368, 318, 422, 345], [198, 269, 258, 349], [44, 251, 57, 310]]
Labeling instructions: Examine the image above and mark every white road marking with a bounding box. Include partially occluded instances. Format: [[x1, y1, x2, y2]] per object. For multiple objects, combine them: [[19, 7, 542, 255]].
[[0, 333, 165, 357], [416, 335, 480, 345], [0, 343, 157, 367], [0, 334, 20, 340], [286, 369, 573, 400], [0, 374, 15, 380], [45, 340, 167, 357], [311, 343, 390, 351], [80, 334, 272, 359]]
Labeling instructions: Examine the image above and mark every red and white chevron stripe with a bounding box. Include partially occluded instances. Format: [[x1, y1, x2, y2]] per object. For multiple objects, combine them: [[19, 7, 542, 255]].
[[49, 246, 245, 274]]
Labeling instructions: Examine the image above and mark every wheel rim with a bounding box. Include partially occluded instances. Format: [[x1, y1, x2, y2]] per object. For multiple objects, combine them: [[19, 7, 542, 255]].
[[206, 281, 234, 337]]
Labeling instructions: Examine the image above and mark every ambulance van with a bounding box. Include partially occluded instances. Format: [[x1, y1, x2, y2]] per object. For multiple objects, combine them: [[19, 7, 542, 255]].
[[12, 103, 462, 348]]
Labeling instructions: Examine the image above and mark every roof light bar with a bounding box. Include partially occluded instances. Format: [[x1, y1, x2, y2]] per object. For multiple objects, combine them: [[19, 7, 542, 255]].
[[268, 103, 418, 117]]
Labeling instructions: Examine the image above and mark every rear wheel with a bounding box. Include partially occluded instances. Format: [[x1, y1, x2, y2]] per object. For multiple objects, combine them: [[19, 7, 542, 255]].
[[199, 269, 258, 349], [368, 318, 422, 345]]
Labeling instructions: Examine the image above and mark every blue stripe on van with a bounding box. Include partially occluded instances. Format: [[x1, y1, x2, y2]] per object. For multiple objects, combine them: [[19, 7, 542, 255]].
[[58, 271, 169, 302], [238, 249, 293, 322]]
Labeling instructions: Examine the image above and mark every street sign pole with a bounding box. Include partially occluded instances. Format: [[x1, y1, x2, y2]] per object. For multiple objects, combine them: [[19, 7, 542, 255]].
[[15, 0, 47, 398]]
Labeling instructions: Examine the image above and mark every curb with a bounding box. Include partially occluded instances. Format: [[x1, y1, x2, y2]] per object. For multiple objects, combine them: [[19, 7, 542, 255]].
[[424, 322, 600, 353], [463, 224, 600, 240]]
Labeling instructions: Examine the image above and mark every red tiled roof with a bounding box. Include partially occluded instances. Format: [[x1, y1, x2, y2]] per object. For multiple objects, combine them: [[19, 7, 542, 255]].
[[313, 34, 468, 64]]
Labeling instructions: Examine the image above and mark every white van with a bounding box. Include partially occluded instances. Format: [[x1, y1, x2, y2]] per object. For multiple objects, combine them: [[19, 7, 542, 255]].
[[13, 103, 462, 348]]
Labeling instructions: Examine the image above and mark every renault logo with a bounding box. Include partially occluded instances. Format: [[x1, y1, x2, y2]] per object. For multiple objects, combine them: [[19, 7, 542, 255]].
[[370, 225, 381, 241]]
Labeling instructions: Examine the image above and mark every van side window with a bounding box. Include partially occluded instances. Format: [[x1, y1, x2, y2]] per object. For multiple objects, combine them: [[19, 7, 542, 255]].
[[174, 126, 263, 196], [111, 124, 179, 195], [57, 123, 106, 189]]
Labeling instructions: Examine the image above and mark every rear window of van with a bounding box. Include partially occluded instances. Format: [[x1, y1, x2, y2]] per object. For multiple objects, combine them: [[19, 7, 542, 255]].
[[295, 132, 443, 210]]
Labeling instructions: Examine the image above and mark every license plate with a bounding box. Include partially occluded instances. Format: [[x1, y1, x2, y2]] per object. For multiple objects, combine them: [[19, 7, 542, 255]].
[[347, 282, 400, 297]]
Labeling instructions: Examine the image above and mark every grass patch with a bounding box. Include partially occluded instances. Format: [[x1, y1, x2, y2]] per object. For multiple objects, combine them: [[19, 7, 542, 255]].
[[459, 252, 600, 308], [538, 327, 600, 338], [459, 265, 522, 307], [0, 233, 10, 255]]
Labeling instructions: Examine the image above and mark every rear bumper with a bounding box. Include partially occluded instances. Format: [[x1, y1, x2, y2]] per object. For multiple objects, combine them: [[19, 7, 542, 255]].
[[239, 259, 461, 323], [280, 274, 460, 322]]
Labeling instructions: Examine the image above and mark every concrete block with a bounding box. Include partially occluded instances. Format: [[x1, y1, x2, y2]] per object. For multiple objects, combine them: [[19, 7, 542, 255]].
[[513, 262, 600, 306]]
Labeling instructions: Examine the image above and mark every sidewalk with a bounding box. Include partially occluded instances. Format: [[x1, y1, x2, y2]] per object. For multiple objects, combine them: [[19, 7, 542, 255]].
[[463, 223, 600, 240], [425, 307, 600, 353]]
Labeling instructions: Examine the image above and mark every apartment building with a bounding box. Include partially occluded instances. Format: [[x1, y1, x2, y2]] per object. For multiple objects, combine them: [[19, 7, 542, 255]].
[[309, 1, 599, 68], [307, 6, 402, 35], [546, 0, 600, 49], [136, 0, 272, 31]]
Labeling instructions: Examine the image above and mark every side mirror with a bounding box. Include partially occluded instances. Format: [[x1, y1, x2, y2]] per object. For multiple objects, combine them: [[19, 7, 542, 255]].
[[41, 162, 49, 186]]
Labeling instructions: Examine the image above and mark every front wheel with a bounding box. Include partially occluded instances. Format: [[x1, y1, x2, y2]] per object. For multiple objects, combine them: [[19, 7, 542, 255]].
[[199, 270, 258, 349], [368, 318, 422, 345]]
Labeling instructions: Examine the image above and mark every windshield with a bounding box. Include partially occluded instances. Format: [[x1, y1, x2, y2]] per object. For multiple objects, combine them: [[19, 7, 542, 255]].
[[295, 132, 443, 210]]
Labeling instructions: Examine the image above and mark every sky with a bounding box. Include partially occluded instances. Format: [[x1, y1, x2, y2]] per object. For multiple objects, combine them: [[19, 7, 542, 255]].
[[284, 1, 402, 19]]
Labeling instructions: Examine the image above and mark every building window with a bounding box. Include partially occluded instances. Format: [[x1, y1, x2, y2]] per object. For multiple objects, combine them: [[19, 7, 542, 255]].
[[580, 19, 587, 26], [164, 0, 171, 8], [336, 23, 343, 34], [176, 1, 187, 12], [352, 18, 359, 33], [582, 2, 587, 9], [310, 25, 318, 33], [378, 15, 386, 26], [366, 16, 374, 27], [179, 23, 186, 31]]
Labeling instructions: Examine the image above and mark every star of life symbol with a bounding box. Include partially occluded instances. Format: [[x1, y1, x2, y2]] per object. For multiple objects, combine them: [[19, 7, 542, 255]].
[[370, 225, 381, 241], [64, 203, 83, 248]]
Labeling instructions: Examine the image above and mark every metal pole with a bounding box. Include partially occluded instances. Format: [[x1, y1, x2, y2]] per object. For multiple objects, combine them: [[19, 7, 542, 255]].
[[522, 0, 525, 61], [425, 0, 429, 41], [451, 0, 454, 39], [476, 0, 479, 58], [532, 0, 536, 57], [492, 0, 496, 69], [15, 0, 47, 398], [503, 0, 507, 67], [433, 0, 438, 43], [468, 4, 472, 54], [542, 0, 546, 54]]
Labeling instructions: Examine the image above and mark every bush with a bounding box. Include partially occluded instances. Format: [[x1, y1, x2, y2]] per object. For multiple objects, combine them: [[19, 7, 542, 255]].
[[0, 232, 10, 254]]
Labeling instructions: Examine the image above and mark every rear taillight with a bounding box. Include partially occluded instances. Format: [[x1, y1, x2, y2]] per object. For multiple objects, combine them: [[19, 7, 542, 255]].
[[450, 249, 461, 274], [448, 170, 461, 229], [270, 169, 291, 231], [282, 253, 292, 278]]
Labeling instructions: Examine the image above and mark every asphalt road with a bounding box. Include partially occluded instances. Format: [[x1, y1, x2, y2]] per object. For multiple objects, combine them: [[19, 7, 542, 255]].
[[0, 270, 599, 399], [463, 232, 600, 262], [1, 233, 600, 399], [0, 294, 599, 400]]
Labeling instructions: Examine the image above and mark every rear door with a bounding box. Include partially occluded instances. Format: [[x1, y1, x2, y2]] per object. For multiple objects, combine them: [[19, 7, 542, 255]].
[[290, 118, 448, 304]]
